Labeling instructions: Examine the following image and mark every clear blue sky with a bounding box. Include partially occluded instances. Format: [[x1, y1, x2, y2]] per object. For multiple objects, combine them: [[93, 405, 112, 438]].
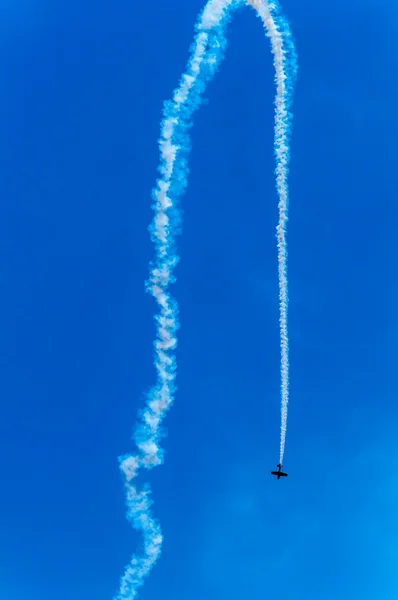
[[0, 1, 397, 599]]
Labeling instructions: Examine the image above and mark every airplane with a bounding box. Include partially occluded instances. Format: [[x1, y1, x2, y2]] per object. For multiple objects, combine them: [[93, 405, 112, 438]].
[[271, 464, 288, 479]]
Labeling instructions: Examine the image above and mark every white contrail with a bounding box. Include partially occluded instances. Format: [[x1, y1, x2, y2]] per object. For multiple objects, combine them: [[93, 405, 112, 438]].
[[114, 1, 296, 598], [114, 2, 242, 599], [246, 0, 297, 465]]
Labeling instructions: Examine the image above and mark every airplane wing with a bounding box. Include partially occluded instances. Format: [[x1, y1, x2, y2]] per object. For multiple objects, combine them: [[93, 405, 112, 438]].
[[279, 472, 288, 477]]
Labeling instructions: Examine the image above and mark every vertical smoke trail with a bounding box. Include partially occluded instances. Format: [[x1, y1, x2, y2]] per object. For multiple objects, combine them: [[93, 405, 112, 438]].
[[114, 2, 242, 599], [246, 0, 297, 465]]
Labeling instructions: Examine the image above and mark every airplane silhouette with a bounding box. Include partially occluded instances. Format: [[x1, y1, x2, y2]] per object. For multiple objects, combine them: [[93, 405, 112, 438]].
[[270, 464, 288, 479]]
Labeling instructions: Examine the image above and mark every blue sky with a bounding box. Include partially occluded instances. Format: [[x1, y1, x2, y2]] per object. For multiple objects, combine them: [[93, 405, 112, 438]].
[[0, 1, 397, 599]]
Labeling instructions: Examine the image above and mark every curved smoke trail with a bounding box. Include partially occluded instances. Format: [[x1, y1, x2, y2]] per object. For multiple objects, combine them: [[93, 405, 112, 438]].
[[114, 1, 296, 599]]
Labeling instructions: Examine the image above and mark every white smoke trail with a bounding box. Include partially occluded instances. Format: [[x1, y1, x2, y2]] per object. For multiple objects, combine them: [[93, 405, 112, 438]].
[[114, 2, 242, 599], [114, 1, 296, 598], [246, 0, 297, 466]]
